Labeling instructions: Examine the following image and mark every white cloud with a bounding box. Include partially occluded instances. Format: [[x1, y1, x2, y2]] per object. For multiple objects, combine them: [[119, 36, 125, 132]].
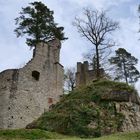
[[0, 0, 140, 93]]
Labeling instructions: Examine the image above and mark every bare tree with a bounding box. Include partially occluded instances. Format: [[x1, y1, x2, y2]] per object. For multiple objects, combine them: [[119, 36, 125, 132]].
[[73, 8, 119, 78], [64, 67, 76, 92], [83, 47, 112, 70]]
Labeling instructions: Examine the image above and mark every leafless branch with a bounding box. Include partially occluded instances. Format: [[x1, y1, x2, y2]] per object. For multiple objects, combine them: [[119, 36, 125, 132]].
[[73, 8, 119, 78]]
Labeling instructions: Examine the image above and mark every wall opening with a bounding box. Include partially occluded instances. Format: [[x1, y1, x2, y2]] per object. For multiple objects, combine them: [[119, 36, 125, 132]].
[[32, 71, 40, 81]]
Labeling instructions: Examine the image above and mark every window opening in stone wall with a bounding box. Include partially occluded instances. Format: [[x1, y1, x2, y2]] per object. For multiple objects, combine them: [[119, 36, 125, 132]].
[[32, 71, 40, 81]]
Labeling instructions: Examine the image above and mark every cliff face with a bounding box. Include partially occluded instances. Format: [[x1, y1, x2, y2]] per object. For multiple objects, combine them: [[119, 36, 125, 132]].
[[27, 80, 140, 138]]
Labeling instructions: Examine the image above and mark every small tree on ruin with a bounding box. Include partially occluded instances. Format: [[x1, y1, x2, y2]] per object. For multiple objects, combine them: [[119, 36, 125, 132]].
[[14, 1, 67, 48]]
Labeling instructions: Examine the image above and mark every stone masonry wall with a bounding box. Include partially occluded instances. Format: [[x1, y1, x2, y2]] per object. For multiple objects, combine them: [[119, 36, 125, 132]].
[[76, 61, 104, 87], [0, 39, 64, 129], [115, 102, 140, 132]]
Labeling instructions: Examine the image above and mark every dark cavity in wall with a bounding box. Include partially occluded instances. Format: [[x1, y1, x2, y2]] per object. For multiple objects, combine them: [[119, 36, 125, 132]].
[[32, 71, 40, 81]]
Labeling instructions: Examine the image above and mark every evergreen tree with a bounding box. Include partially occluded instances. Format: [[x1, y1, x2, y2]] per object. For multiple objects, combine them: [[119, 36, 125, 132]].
[[14, 1, 67, 47], [109, 48, 140, 84]]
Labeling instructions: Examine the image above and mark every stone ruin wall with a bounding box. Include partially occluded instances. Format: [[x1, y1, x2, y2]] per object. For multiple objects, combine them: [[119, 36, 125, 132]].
[[76, 61, 140, 132], [76, 61, 140, 104], [115, 102, 140, 132], [0, 39, 64, 129], [76, 61, 104, 87]]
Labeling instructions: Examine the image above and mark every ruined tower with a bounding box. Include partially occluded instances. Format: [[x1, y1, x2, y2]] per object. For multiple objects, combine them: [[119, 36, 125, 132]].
[[76, 61, 104, 87], [76, 61, 95, 87], [0, 39, 64, 129]]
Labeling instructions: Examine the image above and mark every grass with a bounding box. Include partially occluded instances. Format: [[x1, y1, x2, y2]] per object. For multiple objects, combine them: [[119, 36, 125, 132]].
[[0, 129, 139, 140], [0, 129, 70, 140], [92, 132, 140, 140]]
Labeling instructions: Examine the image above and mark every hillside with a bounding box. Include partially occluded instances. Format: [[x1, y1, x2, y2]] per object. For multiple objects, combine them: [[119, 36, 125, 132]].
[[27, 80, 140, 138]]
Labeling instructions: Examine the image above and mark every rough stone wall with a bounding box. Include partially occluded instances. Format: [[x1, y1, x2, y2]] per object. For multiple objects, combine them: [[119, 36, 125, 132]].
[[76, 61, 104, 87], [0, 39, 64, 129], [101, 91, 140, 105], [115, 102, 140, 132]]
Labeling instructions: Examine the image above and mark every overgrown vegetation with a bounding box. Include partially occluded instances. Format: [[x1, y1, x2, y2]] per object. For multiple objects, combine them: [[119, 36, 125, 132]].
[[27, 80, 137, 138]]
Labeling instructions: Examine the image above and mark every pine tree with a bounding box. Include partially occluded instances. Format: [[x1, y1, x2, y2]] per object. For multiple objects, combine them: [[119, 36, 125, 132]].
[[14, 1, 67, 47], [109, 48, 140, 84]]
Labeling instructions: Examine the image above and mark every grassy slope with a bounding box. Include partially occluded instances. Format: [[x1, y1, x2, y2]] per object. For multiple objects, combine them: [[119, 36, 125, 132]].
[[0, 129, 139, 140], [27, 80, 137, 137], [0, 129, 70, 140]]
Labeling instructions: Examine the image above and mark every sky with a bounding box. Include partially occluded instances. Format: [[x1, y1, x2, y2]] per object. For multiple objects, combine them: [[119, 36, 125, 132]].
[[0, 0, 140, 91]]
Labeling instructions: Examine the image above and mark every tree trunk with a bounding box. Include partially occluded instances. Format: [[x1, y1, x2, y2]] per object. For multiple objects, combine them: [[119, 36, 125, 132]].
[[122, 59, 128, 84], [96, 45, 100, 79]]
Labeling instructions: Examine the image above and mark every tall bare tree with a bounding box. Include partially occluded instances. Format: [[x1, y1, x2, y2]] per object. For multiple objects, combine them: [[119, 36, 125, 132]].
[[73, 8, 119, 78]]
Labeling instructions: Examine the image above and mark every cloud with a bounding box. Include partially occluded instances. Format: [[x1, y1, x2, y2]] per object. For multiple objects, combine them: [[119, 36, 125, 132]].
[[0, 0, 140, 93]]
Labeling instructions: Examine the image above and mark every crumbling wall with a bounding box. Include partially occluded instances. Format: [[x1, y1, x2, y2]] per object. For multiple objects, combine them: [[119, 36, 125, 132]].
[[0, 69, 19, 128], [115, 102, 140, 132], [0, 39, 64, 129], [101, 91, 140, 105], [76, 61, 104, 87]]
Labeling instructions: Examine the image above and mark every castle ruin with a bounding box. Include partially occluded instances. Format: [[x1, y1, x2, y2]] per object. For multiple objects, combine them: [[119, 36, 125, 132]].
[[76, 61, 140, 105], [0, 39, 64, 129], [76, 61, 104, 87]]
